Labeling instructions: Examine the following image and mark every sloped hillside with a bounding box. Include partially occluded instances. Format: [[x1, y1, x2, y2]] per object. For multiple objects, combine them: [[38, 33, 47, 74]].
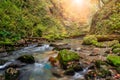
[[90, 0, 120, 35], [0, 0, 67, 44]]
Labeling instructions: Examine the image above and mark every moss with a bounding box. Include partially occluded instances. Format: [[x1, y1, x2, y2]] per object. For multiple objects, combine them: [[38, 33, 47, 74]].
[[0, 41, 13, 45], [83, 35, 98, 45], [107, 54, 120, 67], [58, 49, 80, 69], [112, 44, 120, 50], [94, 40, 119, 48], [112, 48, 120, 54], [93, 42, 104, 48], [95, 60, 107, 68], [112, 43, 120, 54], [98, 68, 111, 78], [90, 0, 120, 35]]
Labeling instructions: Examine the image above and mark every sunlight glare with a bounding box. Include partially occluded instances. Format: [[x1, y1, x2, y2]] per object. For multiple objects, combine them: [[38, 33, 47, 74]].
[[73, 0, 83, 5], [60, 0, 92, 23]]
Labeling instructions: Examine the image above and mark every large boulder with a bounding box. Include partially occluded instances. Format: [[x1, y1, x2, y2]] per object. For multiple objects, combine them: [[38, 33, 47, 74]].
[[57, 49, 83, 75], [58, 49, 80, 69], [17, 55, 35, 64], [51, 43, 71, 50]]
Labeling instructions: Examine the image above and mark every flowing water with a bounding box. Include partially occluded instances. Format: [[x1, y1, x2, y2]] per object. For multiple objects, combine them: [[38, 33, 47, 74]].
[[0, 39, 93, 80]]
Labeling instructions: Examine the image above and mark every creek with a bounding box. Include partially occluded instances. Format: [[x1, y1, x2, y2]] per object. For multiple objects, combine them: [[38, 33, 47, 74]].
[[0, 42, 89, 80]]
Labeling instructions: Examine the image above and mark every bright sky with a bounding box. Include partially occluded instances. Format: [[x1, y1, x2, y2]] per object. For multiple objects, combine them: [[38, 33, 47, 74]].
[[59, 0, 98, 23]]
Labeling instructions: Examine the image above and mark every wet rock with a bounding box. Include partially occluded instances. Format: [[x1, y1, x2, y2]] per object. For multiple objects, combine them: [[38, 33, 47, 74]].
[[64, 68, 75, 76], [98, 68, 111, 78], [7, 61, 26, 68], [114, 74, 120, 79], [90, 48, 100, 56], [0, 52, 8, 57], [50, 43, 68, 47], [17, 55, 35, 64], [48, 57, 57, 67], [74, 47, 82, 52], [105, 48, 112, 54], [17, 39, 25, 44], [73, 64, 83, 72], [51, 67, 63, 78], [116, 67, 120, 74], [52, 72, 62, 78], [107, 54, 120, 67], [51, 43, 71, 50], [57, 49, 80, 69], [0, 59, 7, 65], [94, 60, 107, 68], [54, 46, 71, 51], [85, 70, 96, 80], [5, 67, 20, 80], [0, 75, 4, 80]]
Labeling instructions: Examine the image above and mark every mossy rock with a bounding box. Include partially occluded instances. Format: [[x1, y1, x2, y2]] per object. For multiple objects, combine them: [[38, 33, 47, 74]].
[[58, 49, 80, 69], [107, 54, 120, 67], [83, 35, 98, 45], [116, 67, 120, 74], [5, 67, 20, 80], [0, 41, 14, 46], [112, 48, 120, 54], [64, 68, 75, 75], [94, 40, 119, 48], [98, 68, 111, 78], [17, 55, 35, 64], [112, 44, 120, 50], [93, 42, 104, 48], [73, 64, 83, 72], [95, 60, 107, 68]]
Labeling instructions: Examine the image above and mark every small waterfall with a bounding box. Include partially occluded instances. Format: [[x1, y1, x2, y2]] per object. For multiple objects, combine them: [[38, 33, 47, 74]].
[[73, 64, 94, 80], [0, 62, 12, 70]]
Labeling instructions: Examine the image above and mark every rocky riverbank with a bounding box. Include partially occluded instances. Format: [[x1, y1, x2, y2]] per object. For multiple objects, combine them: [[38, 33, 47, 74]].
[[0, 37, 120, 80]]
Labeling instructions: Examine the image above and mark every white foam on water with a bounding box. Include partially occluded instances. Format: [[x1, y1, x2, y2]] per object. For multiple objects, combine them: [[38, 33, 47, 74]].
[[0, 62, 12, 69]]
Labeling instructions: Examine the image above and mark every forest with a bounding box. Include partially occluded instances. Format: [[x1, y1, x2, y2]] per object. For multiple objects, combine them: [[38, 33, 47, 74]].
[[0, 0, 120, 80]]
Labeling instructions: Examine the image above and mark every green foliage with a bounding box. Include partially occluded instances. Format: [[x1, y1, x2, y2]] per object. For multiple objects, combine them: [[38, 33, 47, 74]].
[[107, 54, 120, 67], [83, 35, 98, 45], [0, 0, 69, 43], [94, 40, 119, 48], [90, 0, 120, 34]]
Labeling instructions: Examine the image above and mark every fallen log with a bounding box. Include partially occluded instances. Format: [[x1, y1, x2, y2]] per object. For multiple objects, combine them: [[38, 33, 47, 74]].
[[95, 35, 120, 42]]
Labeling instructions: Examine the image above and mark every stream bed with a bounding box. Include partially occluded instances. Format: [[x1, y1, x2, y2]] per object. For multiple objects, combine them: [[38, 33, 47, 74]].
[[0, 38, 119, 80]]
